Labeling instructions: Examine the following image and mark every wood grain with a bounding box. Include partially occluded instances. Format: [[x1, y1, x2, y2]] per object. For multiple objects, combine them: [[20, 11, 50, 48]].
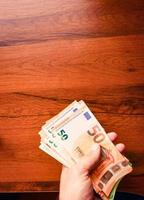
[[0, 0, 144, 195], [0, 0, 144, 46]]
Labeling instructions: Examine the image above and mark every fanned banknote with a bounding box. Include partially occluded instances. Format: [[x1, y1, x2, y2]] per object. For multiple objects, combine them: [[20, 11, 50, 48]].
[[39, 100, 132, 200]]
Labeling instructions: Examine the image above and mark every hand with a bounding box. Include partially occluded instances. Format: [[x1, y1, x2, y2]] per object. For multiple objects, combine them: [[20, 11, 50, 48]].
[[59, 132, 125, 200]]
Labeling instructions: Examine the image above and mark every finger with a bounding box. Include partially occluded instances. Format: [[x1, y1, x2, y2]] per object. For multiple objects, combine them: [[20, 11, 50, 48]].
[[107, 132, 117, 142], [61, 165, 69, 173], [116, 143, 125, 153], [60, 165, 69, 181], [62, 165, 67, 170], [78, 143, 101, 173]]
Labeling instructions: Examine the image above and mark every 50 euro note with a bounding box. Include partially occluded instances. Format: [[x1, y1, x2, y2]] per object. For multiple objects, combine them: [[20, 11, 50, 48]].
[[40, 101, 82, 167], [39, 130, 70, 166], [39, 129, 75, 167], [49, 101, 132, 200]]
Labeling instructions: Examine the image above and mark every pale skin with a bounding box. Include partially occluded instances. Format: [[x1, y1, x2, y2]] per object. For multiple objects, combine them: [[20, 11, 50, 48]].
[[59, 132, 125, 200]]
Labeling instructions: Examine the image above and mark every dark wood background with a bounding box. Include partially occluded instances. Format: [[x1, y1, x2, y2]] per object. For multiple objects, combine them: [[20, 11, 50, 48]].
[[0, 0, 144, 196]]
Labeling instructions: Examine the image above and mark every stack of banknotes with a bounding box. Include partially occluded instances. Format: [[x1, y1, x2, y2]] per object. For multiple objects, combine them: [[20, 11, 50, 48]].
[[39, 100, 132, 200]]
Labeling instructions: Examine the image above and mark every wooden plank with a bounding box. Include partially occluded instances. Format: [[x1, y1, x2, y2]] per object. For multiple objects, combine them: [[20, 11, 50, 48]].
[[0, 192, 59, 200], [0, 83, 143, 116], [0, 35, 144, 93], [0, 0, 144, 46], [0, 176, 144, 194]]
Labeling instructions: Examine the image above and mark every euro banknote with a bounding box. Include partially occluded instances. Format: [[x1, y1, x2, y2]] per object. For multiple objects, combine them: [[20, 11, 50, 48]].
[[39, 100, 132, 200]]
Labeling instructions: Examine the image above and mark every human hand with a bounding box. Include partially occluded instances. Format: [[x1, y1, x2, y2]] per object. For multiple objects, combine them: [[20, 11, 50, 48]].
[[59, 132, 125, 200]]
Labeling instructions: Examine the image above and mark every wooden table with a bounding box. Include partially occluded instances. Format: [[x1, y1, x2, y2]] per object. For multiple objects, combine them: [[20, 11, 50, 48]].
[[0, 0, 144, 196]]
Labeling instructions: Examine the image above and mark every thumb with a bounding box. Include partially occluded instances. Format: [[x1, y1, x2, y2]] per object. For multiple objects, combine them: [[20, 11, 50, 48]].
[[78, 143, 101, 173]]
